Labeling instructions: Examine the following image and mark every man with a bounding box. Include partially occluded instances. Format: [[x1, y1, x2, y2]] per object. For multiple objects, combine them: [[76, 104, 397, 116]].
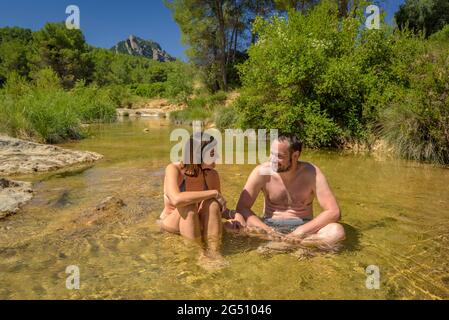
[[229, 133, 345, 248]]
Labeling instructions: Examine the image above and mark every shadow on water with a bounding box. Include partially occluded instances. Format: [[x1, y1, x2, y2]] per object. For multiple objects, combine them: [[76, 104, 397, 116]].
[[222, 223, 361, 256], [49, 190, 73, 208], [221, 232, 268, 256], [340, 222, 361, 253], [220, 222, 361, 257]]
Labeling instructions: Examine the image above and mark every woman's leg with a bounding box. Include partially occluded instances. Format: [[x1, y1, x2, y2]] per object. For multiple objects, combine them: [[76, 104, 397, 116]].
[[178, 204, 202, 243], [198, 199, 223, 254], [161, 204, 202, 245]]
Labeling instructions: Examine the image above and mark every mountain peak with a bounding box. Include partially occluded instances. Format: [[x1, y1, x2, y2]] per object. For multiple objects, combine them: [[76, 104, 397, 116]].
[[111, 35, 175, 62]]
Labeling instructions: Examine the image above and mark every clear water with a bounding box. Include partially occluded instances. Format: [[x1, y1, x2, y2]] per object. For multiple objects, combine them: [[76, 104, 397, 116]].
[[1, 118, 448, 299]]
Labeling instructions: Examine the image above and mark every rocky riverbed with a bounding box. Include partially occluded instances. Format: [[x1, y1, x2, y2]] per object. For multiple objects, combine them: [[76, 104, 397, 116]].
[[0, 178, 33, 218], [0, 135, 103, 176], [0, 135, 103, 218]]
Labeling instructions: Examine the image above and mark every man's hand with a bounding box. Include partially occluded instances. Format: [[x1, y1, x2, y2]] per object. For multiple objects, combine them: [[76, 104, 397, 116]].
[[244, 225, 285, 242], [223, 219, 245, 233], [284, 231, 307, 244]]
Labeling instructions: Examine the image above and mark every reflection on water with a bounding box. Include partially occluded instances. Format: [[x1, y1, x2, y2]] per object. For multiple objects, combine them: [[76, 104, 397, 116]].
[[1, 118, 448, 299]]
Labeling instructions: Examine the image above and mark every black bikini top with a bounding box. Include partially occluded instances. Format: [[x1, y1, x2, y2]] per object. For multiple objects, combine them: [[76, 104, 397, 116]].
[[179, 169, 210, 192]]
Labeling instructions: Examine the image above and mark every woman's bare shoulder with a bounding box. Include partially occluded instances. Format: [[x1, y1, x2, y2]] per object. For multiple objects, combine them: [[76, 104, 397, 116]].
[[165, 162, 182, 171]]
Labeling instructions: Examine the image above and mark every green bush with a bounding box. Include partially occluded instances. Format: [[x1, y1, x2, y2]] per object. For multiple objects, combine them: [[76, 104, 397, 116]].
[[380, 43, 449, 164], [72, 82, 117, 123], [236, 1, 368, 147], [0, 69, 116, 143], [205, 91, 227, 108], [429, 24, 449, 41], [170, 107, 212, 125], [188, 96, 208, 109], [130, 82, 166, 98], [233, 0, 449, 162], [214, 106, 239, 129], [188, 91, 227, 111], [106, 84, 135, 108], [164, 61, 195, 103], [0, 72, 81, 143]]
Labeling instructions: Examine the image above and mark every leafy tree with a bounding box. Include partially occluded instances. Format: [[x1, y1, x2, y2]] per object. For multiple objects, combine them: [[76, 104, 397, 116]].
[[395, 0, 449, 37], [30, 22, 94, 88], [166, 0, 279, 92], [0, 27, 33, 85]]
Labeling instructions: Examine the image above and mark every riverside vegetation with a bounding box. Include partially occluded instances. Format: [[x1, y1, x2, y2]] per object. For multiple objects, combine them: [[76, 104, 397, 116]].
[[1, 0, 448, 165]]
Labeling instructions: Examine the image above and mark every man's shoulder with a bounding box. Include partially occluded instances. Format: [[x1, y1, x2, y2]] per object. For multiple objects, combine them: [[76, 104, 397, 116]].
[[248, 163, 271, 183], [299, 161, 316, 172], [299, 161, 325, 179]]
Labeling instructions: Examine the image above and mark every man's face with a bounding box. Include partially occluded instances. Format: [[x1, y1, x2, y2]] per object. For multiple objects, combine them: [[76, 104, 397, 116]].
[[270, 140, 293, 173]]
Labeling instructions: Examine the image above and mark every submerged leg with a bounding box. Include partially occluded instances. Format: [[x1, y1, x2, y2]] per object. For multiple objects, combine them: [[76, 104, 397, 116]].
[[299, 223, 346, 250], [161, 204, 202, 247], [198, 199, 228, 270], [199, 199, 223, 254], [178, 204, 202, 245]]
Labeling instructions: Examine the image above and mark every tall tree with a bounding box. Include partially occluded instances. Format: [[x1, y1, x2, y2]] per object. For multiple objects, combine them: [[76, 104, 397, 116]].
[[0, 27, 33, 85], [30, 22, 93, 88], [395, 0, 449, 37], [166, 0, 277, 91], [274, 0, 317, 11]]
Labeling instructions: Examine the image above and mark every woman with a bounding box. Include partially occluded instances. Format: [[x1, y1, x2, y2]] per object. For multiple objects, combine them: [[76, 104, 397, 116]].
[[160, 133, 227, 267]]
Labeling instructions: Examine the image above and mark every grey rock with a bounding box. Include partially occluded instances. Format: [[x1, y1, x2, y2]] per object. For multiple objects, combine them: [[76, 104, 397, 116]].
[[0, 135, 103, 176], [0, 178, 33, 218]]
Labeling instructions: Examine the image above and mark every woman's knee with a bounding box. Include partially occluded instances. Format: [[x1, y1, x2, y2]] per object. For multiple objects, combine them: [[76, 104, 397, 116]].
[[202, 199, 221, 213], [178, 204, 198, 220], [324, 223, 346, 243]]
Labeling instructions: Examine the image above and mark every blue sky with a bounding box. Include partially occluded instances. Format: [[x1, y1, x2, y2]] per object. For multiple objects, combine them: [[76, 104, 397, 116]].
[[0, 0, 405, 60]]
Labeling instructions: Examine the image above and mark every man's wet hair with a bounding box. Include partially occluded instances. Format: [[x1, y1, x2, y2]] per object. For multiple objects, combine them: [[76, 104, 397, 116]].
[[277, 133, 303, 154]]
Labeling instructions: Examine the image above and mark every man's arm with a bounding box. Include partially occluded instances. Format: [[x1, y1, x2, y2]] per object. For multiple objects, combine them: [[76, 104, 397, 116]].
[[235, 165, 272, 232], [290, 165, 341, 237]]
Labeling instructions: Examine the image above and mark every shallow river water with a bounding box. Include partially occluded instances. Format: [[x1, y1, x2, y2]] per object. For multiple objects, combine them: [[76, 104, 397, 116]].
[[1, 118, 448, 299]]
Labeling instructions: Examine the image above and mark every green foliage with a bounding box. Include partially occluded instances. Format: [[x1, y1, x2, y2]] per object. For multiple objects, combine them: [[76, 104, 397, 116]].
[[130, 82, 166, 98], [234, 0, 449, 162], [237, 1, 367, 147], [0, 69, 116, 143], [170, 107, 212, 125], [395, 0, 449, 38], [187, 91, 227, 110], [164, 61, 195, 103], [90, 47, 170, 86], [214, 106, 240, 129], [104, 84, 135, 108], [379, 40, 449, 164], [30, 23, 94, 88], [429, 24, 449, 42], [71, 82, 117, 123], [0, 27, 33, 85]]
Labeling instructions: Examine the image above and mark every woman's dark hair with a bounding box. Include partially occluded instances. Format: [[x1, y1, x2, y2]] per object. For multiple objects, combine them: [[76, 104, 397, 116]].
[[277, 133, 303, 154], [181, 133, 216, 177]]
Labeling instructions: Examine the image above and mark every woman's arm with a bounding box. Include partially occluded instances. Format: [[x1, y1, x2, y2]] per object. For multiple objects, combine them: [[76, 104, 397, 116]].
[[164, 164, 218, 208]]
